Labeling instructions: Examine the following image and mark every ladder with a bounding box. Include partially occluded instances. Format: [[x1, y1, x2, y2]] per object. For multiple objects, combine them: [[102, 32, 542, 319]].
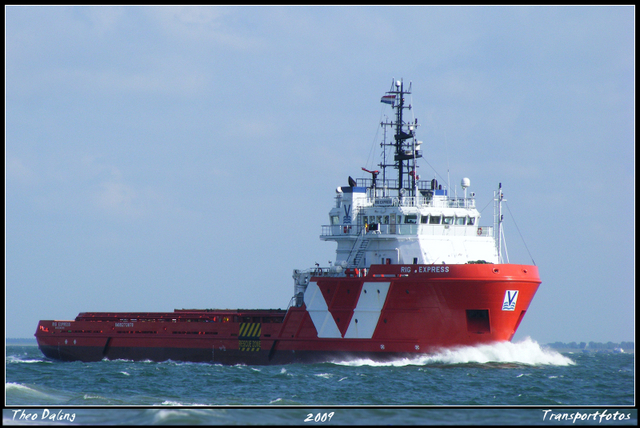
[[351, 237, 370, 267]]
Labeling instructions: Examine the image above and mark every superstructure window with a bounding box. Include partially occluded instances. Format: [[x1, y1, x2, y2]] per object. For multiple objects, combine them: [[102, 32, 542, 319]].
[[405, 214, 417, 224], [455, 216, 466, 225], [331, 215, 340, 225], [468, 217, 476, 226], [420, 215, 429, 224], [443, 216, 453, 225], [365, 215, 383, 225], [429, 215, 441, 224]]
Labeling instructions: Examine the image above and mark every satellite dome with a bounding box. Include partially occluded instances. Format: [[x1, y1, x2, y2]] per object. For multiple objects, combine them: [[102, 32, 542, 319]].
[[461, 177, 471, 189]]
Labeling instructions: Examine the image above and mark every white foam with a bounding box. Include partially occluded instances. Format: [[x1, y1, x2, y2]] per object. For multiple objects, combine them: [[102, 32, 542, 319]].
[[6, 382, 34, 392], [6, 356, 50, 364], [158, 401, 207, 406], [423, 337, 575, 366], [5, 382, 66, 402], [335, 337, 575, 367], [148, 408, 214, 425]]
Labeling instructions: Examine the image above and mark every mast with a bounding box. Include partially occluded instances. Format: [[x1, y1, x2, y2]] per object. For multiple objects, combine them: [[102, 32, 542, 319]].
[[380, 79, 421, 196], [380, 117, 388, 196], [495, 183, 505, 263]]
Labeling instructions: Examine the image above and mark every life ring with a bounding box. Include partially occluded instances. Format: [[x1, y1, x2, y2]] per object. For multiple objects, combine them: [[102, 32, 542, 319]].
[[344, 226, 348, 233], [477, 227, 482, 236]]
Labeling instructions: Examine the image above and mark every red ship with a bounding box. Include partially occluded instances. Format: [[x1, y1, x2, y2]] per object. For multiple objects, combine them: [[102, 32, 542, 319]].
[[35, 79, 540, 365]]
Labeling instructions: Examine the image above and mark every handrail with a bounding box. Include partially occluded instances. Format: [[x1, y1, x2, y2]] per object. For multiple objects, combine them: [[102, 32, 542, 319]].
[[351, 196, 477, 209], [321, 224, 494, 238]]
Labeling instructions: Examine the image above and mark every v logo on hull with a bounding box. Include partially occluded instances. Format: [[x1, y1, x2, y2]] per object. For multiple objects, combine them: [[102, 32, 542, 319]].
[[304, 281, 391, 339]]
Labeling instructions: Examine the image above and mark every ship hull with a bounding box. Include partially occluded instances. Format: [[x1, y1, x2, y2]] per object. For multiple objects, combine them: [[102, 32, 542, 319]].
[[35, 263, 540, 365], [37, 344, 437, 365]]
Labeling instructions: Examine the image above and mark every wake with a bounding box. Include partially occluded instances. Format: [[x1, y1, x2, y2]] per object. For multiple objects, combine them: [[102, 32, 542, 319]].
[[335, 337, 575, 367]]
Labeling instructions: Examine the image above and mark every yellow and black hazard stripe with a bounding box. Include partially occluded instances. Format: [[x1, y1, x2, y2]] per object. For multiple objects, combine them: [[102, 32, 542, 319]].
[[239, 323, 261, 352]]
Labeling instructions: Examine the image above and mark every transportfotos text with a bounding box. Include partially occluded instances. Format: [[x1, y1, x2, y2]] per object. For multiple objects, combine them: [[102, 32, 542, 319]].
[[542, 409, 632, 423]]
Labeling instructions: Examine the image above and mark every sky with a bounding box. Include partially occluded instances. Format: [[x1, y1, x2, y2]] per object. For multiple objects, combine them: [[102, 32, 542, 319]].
[[5, 5, 634, 344]]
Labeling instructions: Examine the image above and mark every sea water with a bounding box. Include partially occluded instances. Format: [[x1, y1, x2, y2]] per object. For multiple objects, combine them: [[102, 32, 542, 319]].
[[5, 337, 635, 425]]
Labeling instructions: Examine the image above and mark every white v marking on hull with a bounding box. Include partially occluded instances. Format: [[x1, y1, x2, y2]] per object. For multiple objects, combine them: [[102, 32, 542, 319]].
[[344, 282, 391, 339], [304, 281, 342, 338]]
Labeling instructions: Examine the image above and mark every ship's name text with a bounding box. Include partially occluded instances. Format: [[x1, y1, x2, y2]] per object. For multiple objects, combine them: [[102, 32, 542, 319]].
[[401, 266, 450, 274], [115, 322, 134, 327]]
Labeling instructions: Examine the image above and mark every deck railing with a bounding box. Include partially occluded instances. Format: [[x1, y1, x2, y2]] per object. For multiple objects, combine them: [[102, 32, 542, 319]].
[[321, 224, 494, 238]]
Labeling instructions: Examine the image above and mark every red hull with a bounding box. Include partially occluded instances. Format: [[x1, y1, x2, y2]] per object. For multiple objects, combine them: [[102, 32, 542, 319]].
[[35, 263, 540, 365]]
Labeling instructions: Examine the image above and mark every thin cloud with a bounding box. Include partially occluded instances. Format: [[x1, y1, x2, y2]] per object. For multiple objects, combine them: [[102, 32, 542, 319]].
[[6, 156, 39, 186], [146, 6, 266, 51]]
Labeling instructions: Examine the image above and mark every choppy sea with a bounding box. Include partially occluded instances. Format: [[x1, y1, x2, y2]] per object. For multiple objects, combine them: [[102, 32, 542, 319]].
[[5, 338, 636, 425]]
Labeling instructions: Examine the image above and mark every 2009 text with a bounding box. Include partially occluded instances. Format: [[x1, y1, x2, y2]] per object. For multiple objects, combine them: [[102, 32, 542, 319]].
[[304, 412, 335, 423]]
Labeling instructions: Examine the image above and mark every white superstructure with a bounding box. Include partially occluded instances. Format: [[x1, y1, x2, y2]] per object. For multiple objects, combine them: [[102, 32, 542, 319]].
[[322, 178, 498, 268]]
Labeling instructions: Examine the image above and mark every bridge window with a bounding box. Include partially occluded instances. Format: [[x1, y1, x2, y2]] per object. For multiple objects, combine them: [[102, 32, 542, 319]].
[[421, 215, 429, 224], [405, 214, 417, 224], [455, 216, 466, 225], [443, 216, 453, 225], [331, 215, 340, 225], [429, 215, 441, 224], [365, 215, 383, 225], [468, 217, 476, 226]]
